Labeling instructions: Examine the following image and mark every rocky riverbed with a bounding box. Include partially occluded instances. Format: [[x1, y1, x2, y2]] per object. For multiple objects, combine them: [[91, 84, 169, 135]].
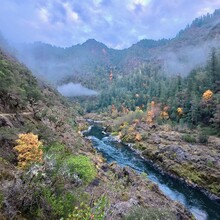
[[84, 113, 220, 201]]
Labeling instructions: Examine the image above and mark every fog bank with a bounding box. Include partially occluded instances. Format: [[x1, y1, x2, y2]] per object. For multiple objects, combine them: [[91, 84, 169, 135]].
[[57, 83, 98, 97]]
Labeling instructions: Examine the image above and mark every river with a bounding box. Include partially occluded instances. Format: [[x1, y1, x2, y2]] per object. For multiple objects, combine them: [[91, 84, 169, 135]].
[[84, 124, 220, 220]]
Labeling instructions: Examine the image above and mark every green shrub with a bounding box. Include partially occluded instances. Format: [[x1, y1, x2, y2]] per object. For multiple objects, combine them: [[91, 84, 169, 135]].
[[38, 188, 76, 219], [66, 155, 97, 184], [201, 127, 220, 136], [45, 143, 68, 163], [45, 144, 97, 184], [198, 132, 209, 144], [42, 188, 65, 217], [182, 134, 197, 143], [26, 87, 43, 101], [124, 206, 175, 220]]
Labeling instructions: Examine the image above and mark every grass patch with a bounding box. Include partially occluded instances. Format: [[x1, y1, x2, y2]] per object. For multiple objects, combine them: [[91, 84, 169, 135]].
[[198, 132, 209, 144], [201, 127, 220, 137], [182, 134, 197, 143]]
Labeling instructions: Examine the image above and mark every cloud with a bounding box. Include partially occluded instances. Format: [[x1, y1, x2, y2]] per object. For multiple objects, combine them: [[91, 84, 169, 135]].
[[62, 2, 79, 23], [38, 8, 49, 23], [57, 83, 98, 97], [127, 0, 151, 11], [0, 0, 220, 48]]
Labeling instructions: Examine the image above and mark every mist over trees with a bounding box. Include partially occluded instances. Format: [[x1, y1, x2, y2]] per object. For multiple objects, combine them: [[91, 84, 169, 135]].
[[81, 47, 220, 135]]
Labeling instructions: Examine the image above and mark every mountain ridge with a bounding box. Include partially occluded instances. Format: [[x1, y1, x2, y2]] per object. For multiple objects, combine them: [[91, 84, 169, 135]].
[[7, 9, 220, 85]]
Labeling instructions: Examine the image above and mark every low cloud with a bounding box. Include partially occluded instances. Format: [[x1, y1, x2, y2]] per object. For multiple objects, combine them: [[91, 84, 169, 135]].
[[162, 41, 218, 75], [57, 83, 98, 97]]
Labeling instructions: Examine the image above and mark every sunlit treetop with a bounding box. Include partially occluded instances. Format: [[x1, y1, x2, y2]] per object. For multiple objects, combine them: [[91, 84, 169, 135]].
[[177, 107, 183, 116], [202, 90, 213, 101]]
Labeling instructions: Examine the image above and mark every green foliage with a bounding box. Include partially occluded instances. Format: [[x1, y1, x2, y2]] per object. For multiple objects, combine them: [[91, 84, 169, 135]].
[[45, 143, 70, 167], [66, 196, 108, 220], [26, 87, 42, 101], [45, 142, 66, 153], [201, 126, 220, 136], [124, 206, 175, 220], [45, 143, 97, 184], [209, 182, 220, 195], [0, 49, 43, 109], [198, 132, 209, 144], [207, 160, 214, 168], [40, 188, 76, 218], [41, 188, 65, 217], [66, 155, 97, 184], [182, 134, 197, 143]]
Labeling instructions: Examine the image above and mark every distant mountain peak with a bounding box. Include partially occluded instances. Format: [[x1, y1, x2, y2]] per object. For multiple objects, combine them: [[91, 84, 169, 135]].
[[82, 38, 107, 48], [84, 38, 98, 44]]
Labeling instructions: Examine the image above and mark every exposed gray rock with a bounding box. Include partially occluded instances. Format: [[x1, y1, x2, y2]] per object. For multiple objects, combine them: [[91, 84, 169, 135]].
[[0, 115, 13, 127], [112, 198, 139, 219]]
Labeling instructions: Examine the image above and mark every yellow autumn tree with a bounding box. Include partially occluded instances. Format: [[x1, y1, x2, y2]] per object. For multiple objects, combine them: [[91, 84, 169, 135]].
[[14, 133, 43, 169], [177, 107, 183, 116], [160, 106, 169, 120], [146, 101, 157, 125], [160, 111, 169, 120], [135, 132, 142, 141], [146, 110, 153, 125], [202, 90, 213, 101]]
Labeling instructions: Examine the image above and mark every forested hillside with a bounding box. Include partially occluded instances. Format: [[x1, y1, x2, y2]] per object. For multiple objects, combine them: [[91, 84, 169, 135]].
[[84, 48, 220, 134]]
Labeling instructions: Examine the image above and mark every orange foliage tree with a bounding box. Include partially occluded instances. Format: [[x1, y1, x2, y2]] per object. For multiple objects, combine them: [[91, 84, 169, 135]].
[[160, 106, 169, 120], [135, 132, 142, 141], [146, 101, 158, 125], [202, 90, 213, 101], [14, 133, 43, 169], [146, 111, 153, 125]]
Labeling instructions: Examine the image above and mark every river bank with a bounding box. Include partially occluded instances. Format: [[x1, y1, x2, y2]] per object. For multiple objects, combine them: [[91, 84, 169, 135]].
[[82, 123, 195, 219], [83, 113, 220, 203]]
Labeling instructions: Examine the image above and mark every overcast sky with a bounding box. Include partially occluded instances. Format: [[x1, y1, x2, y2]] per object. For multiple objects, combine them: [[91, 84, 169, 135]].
[[0, 0, 220, 49]]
